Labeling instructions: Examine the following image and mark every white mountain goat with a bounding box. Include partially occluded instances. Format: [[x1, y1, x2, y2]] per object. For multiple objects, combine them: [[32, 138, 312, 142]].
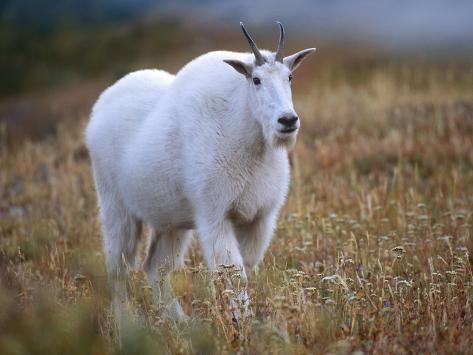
[[86, 22, 315, 319]]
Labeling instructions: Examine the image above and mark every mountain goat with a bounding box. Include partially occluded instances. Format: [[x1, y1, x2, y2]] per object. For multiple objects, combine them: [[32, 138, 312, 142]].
[[86, 22, 315, 319]]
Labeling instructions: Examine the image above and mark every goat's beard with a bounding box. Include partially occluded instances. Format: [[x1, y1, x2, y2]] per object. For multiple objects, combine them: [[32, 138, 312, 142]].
[[272, 132, 297, 150], [262, 124, 297, 150]]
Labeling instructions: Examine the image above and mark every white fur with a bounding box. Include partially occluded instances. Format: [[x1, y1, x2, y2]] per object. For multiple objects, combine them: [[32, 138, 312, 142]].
[[86, 47, 314, 318]]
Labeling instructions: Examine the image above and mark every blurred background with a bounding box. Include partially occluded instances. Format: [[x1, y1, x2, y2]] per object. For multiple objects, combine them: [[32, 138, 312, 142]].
[[1, 2, 473, 353], [1, 0, 473, 145]]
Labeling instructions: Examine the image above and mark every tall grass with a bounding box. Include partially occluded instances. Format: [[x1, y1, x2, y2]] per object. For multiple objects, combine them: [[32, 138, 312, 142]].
[[0, 58, 472, 354]]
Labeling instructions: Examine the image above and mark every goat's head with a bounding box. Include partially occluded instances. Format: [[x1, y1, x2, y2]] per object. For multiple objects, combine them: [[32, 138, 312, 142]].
[[224, 22, 316, 148]]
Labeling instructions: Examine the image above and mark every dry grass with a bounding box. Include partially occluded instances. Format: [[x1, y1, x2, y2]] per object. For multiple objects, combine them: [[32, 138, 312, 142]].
[[1, 58, 472, 354]]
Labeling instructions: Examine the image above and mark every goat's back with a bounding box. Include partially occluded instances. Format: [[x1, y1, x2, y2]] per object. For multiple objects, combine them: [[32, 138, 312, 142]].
[[85, 69, 174, 183]]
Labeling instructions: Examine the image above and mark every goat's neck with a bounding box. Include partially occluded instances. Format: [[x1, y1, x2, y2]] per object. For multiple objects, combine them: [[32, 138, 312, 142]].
[[226, 95, 269, 162]]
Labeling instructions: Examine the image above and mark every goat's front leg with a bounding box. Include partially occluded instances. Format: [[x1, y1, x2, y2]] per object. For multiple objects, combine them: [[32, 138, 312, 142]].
[[236, 210, 278, 271], [196, 214, 248, 317]]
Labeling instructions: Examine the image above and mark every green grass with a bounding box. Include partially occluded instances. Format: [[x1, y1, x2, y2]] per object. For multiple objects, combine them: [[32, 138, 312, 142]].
[[0, 57, 472, 354]]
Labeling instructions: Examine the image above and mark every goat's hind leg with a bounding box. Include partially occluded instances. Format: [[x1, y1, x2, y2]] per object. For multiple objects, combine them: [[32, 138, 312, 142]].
[[143, 229, 192, 320], [95, 175, 142, 320], [102, 210, 142, 317]]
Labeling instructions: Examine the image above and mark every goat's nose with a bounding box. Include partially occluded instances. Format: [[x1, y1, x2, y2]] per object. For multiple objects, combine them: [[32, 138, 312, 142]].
[[278, 115, 299, 127]]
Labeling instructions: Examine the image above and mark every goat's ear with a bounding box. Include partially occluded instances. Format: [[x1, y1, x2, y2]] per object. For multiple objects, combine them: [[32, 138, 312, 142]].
[[223, 59, 252, 77], [283, 48, 316, 71]]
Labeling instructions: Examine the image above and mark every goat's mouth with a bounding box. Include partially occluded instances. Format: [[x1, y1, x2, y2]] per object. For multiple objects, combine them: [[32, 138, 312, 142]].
[[278, 127, 298, 134]]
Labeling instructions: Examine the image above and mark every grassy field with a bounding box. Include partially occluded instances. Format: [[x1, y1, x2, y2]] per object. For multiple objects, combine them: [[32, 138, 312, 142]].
[[1, 56, 472, 354]]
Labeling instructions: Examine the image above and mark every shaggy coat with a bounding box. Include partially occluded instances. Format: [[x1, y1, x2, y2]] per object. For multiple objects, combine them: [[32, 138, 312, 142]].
[[86, 27, 315, 317]]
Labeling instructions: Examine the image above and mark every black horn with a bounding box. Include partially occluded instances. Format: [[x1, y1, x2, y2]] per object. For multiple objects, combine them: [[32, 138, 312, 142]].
[[240, 22, 265, 66], [275, 21, 285, 63]]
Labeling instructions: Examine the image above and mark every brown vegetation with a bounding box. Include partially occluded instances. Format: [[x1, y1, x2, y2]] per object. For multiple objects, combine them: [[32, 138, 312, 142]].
[[1, 56, 472, 354]]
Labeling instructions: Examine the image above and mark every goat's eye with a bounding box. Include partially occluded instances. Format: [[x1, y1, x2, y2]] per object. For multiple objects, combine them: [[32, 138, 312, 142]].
[[253, 77, 261, 85], [288, 74, 293, 82]]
